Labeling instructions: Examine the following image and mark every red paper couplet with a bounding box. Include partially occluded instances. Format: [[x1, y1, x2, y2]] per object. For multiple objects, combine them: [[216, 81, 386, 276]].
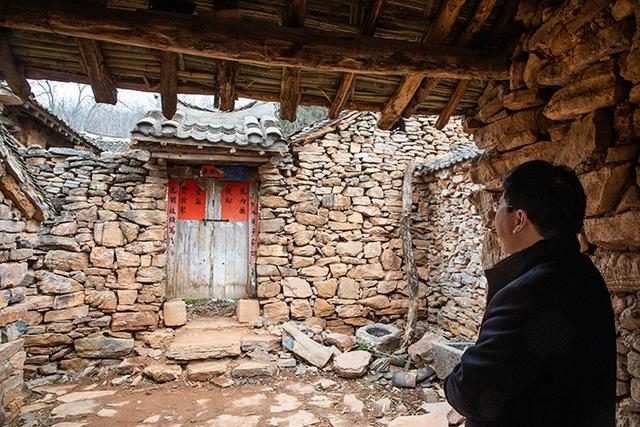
[[178, 179, 207, 220], [221, 181, 249, 222]]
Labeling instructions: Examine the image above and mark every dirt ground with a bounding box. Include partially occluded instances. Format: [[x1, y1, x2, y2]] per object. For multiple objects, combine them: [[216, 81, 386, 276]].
[[20, 369, 446, 427]]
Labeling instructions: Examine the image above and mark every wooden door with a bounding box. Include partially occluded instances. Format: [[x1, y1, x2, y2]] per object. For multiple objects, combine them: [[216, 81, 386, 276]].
[[167, 178, 250, 299]]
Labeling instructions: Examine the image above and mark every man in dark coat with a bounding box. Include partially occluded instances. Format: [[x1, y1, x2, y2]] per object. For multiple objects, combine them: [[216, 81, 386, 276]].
[[444, 160, 616, 426]]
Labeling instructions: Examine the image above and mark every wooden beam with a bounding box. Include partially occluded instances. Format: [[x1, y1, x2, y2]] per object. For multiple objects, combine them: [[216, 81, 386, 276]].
[[422, 0, 467, 43], [0, 29, 30, 100], [76, 38, 117, 104], [328, 73, 355, 119], [362, 0, 385, 36], [279, 0, 307, 121], [435, 79, 470, 129], [0, 173, 37, 220], [456, 0, 498, 48], [400, 159, 419, 347], [0, 0, 509, 80], [403, 0, 495, 119], [216, 60, 238, 112], [328, 0, 384, 119], [377, 74, 424, 130], [284, 0, 307, 27], [160, 51, 177, 119], [382, 0, 466, 125], [280, 67, 301, 121], [150, 152, 272, 164]]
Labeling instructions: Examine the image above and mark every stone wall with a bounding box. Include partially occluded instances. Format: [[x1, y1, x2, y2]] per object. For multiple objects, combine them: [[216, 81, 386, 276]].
[[467, 1, 640, 424], [19, 147, 168, 377], [416, 165, 485, 340], [0, 191, 35, 424], [256, 112, 484, 338]]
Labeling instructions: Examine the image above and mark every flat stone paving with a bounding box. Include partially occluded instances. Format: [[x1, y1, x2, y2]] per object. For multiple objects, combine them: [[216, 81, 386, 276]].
[[21, 371, 455, 426]]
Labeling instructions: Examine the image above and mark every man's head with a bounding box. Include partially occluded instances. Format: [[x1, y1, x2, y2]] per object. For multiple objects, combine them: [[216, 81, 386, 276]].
[[494, 160, 586, 255]]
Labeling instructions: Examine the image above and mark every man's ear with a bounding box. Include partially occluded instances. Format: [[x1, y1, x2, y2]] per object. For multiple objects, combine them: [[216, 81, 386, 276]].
[[512, 209, 528, 234]]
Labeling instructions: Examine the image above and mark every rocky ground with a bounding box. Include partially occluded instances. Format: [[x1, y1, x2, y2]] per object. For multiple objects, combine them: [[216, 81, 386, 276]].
[[20, 369, 462, 427]]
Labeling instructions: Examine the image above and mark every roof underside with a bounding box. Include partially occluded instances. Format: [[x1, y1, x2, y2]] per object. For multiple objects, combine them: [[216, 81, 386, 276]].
[[0, 0, 520, 128]]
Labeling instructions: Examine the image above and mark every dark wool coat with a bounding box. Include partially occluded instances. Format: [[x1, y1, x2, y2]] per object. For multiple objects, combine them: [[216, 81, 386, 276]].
[[444, 235, 616, 427]]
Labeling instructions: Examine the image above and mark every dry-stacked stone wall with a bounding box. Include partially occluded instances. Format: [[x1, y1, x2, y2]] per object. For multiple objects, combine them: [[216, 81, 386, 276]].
[[19, 147, 167, 377], [257, 113, 484, 338], [467, 2, 640, 424], [0, 192, 37, 424]]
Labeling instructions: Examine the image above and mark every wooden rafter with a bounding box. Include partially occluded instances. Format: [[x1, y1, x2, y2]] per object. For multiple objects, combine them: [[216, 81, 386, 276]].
[[0, 0, 508, 79], [433, 0, 499, 128], [279, 0, 307, 121], [77, 38, 117, 104], [435, 79, 470, 129], [328, 73, 356, 119], [328, 0, 385, 119], [405, 0, 498, 121], [280, 67, 301, 121], [160, 51, 178, 119], [216, 60, 238, 112], [377, 74, 424, 130], [379, 0, 465, 128], [0, 29, 30, 100]]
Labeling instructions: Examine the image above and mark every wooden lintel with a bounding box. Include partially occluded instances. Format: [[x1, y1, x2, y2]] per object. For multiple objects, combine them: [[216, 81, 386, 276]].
[[456, 0, 498, 47], [280, 67, 301, 121], [160, 51, 178, 119], [151, 152, 271, 164], [377, 74, 424, 130], [0, 29, 30, 100], [217, 60, 238, 112], [77, 38, 117, 104], [0, 0, 509, 80], [329, 0, 384, 119], [329, 73, 356, 119], [435, 79, 470, 129]]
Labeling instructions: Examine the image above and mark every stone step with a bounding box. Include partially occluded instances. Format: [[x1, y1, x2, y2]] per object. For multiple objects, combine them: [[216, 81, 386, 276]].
[[165, 317, 280, 361]]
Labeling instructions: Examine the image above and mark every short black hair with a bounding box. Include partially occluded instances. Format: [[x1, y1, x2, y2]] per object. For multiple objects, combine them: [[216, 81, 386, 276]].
[[502, 160, 586, 238]]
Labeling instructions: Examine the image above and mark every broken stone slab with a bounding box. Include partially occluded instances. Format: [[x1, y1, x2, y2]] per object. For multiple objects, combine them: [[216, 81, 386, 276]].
[[166, 328, 245, 361], [143, 363, 182, 383], [281, 322, 333, 368], [408, 333, 445, 365], [324, 332, 355, 352], [334, 350, 372, 379], [231, 360, 277, 378], [584, 211, 640, 250], [186, 359, 230, 381]]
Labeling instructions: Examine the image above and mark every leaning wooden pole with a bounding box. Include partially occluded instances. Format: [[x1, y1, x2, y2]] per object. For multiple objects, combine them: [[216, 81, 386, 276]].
[[401, 159, 420, 347]]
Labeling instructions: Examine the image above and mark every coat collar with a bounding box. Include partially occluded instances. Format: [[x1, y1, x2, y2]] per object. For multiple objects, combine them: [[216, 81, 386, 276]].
[[484, 234, 580, 304]]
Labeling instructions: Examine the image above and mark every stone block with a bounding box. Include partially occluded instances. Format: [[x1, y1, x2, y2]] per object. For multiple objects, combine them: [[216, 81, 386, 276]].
[[143, 363, 182, 383], [336, 242, 363, 257], [231, 360, 277, 378], [263, 302, 289, 325], [347, 263, 385, 280], [163, 300, 186, 327], [236, 299, 260, 324], [85, 290, 117, 311], [90, 247, 115, 269], [315, 279, 338, 298], [112, 311, 158, 331], [94, 221, 124, 247], [337, 278, 360, 299], [53, 292, 85, 310], [43, 305, 89, 323], [0, 263, 27, 289], [282, 277, 312, 298], [186, 359, 230, 381], [44, 251, 88, 272], [313, 298, 335, 317], [584, 211, 640, 250], [334, 351, 371, 378], [580, 164, 633, 216], [290, 299, 312, 319], [36, 271, 83, 295]]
